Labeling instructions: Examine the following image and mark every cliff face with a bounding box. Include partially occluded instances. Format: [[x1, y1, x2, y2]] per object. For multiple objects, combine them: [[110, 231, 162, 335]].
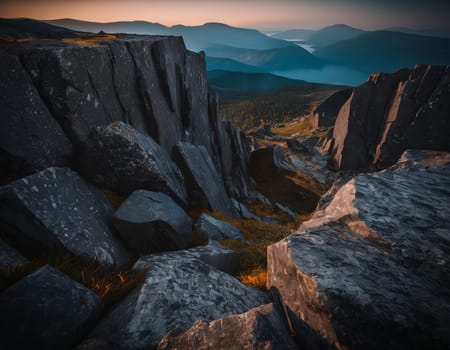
[[1, 34, 249, 198], [328, 65, 450, 171]]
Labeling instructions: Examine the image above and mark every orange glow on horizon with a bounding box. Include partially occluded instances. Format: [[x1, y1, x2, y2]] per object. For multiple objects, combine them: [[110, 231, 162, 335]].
[[1, 0, 449, 31]]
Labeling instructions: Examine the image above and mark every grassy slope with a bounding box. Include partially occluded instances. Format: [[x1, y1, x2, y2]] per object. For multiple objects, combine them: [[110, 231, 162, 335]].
[[217, 83, 345, 129]]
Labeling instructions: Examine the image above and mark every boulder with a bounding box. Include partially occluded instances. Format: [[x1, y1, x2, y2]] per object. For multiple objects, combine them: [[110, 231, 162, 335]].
[[275, 203, 297, 219], [231, 198, 261, 221], [249, 145, 296, 175], [312, 88, 353, 129], [0, 239, 28, 269], [0, 49, 72, 176], [0, 265, 102, 350], [248, 191, 271, 205], [268, 151, 450, 350], [195, 214, 244, 241], [184, 240, 238, 274], [90, 251, 268, 349], [112, 190, 192, 254], [0, 167, 129, 267], [329, 65, 450, 171], [173, 142, 233, 216], [158, 303, 298, 350], [287, 137, 319, 154], [80, 121, 187, 205]]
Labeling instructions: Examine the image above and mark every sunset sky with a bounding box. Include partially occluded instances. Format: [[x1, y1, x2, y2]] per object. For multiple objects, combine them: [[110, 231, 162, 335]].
[[1, 0, 450, 30]]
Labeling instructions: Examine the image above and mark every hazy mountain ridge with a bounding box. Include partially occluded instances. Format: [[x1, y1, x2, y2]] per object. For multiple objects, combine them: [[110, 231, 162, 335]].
[[315, 30, 450, 73], [45, 18, 292, 51], [204, 44, 323, 70], [304, 24, 365, 48], [0, 18, 81, 39], [205, 57, 263, 73], [208, 70, 307, 93]]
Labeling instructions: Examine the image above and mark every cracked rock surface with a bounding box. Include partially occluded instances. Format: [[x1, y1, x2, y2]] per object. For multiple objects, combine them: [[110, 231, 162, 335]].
[[268, 150, 450, 350], [329, 65, 450, 171], [90, 250, 268, 349], [0, 167, 129, 267]]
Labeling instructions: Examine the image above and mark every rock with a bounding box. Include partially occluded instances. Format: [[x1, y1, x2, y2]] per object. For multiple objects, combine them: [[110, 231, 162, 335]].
[[112, 190, 192, 254], [0, 167, 129, 267], [0, 49, 72, 177], [231, 198, 261, 221], [268, 151, 450, 350], [250, 145, 296, 175], [173, 142, 233, 215], [9, 35, 250, 200], [316, 128, 334, 154], [287, 137, 319, 154], [247, 125, 273, 139], [0, 239, 28, 269], [248, 191, 271, 205], [263, 123, 273, 136], [80, 121, 187, 205], [158, 303, 298, 350], [329, 65, 450, 171], [395, 149, 450, 168], [175, 240, 238, 274], [90, 251, 268, 349], [275, 203, 297, 219], [195, 213, 244, 241], [0, 265, 102, 350], [288, 147, 337, 186], [312, 88, 353, 129], [116, 239, 237, 274], [223, 122, 251, 198]]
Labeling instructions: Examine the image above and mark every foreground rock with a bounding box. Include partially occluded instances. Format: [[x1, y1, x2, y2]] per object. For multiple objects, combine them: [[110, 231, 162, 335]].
[[174, 142, 233, 215], [268, 151, 450, 350], [0, 49, 72, 176], [329, 65, 450, 171], [112, 190, 192, 254], [0, 167, 129, 267], [158, 303, 298, 350], [195, 214, 244, 241], [184, 240, 238, 274], [5, 34, 249, 199], [80, 121, 187, 205], [90, 251, 267, 349], [0, 239, 28, 268], [0, 265, 102, 350]]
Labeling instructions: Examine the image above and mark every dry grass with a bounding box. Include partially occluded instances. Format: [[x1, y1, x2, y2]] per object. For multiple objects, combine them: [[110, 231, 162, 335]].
[[100, 188, 125, 209], [239, 267, 267, 290], [0, 253, 147, 309], [62, 34, 120, 46], [211, 211, 293, 290], [272, 115, 315, 138]]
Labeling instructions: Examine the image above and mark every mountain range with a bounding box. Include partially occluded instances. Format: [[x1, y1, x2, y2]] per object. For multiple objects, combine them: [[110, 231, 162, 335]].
[[315, 30, 450, 74], [2, 18, 450, 86], [45, 19, 291, 51]]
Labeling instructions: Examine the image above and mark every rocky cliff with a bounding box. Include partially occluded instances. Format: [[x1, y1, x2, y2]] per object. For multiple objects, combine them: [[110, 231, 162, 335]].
[[268, 150, 450, 350], [0, 33, 249, 202], [326, 65, 450, 171]]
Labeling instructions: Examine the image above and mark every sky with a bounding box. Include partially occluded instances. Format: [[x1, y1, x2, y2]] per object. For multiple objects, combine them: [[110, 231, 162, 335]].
[[1, 0, 450, 31]]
